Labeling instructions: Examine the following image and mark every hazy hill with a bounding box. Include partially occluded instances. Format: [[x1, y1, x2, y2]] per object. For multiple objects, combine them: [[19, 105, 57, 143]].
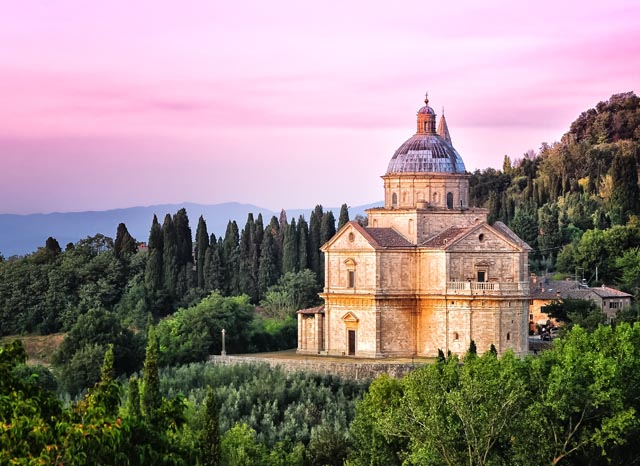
[[0, 201, 381, 257]]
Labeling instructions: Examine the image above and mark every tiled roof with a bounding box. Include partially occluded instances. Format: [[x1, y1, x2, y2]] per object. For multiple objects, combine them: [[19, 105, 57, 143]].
[[363, 227, 414, 248], [589, 286, 633, 299], [531, 279, 632, 300], [420, 227, 469, 248], [297, 305, 325, 315], [531, 279, 582, 300]]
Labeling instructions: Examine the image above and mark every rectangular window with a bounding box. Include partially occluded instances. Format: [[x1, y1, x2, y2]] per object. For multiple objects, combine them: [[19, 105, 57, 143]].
[[348, 270, 355, 288]]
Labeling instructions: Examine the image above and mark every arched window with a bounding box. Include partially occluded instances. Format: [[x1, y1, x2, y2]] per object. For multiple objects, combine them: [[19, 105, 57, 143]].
[[453, 332, 459, 341], [506, 332, 511, 341], [446, 192, 454, 209], [402, 192, 408, 204], [408, 219, 414, 234], [432, 192, 439, 205], [392, 193, 398, 208], [373, 219, 378, 227]]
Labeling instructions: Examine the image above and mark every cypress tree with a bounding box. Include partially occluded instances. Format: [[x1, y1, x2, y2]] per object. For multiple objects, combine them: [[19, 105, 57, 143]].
[[93, 344, 119, 416], [162, 213, 179, 300], [610, 146, 640, 224], [200, 388, 221, 466], [195, 216, 210, 288], [278, 210, 287, 273], [141, 327, 162, 421], [258, 227, 279, 299], [282, 218, 298, 274], [114, 222, 137, 258], [145, 215, 164, 295], [268, 215, 283, 274], [297, 216, 309, 271], [487, 191, 500, 224], [309, 205, 324, 280], [321, 211, 336, 244], [204, 236, 224, 293], [338, 203, 350, 230], [238, 214, 258, 301], [127, 377, 141, 418], [254, 213, 264, 254], [252, 214, 264, 298], [279, 209, 288, 231], [222, 221, 240, 295], [100, 344, 115, 384], [174, 208, 193, 267], [45, 236, 62, 255], [319, 211, 336, 285]]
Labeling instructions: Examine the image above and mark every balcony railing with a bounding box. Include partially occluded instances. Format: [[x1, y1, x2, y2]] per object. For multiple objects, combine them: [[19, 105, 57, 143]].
[[447, 281, 530, 295]]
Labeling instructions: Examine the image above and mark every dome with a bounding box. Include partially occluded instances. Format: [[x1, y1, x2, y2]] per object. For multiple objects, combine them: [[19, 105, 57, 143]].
[[386, 134, 466, 174], [417, 104, 435, 115], [386, 94, 466, 174]]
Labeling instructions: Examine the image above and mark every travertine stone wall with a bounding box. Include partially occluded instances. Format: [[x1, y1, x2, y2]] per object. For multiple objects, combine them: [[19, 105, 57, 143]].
[[368, 208, 488, 243], [382, 173, 470, 209], [379, 300, 416, 355], [414, 298, 529, 357], [297, 313, 324, 354], [323, 298, 379, 357], [325, 251, 377, 292], [209, 355, 425, 380], [378, 252, 416, 292], [417, 252, 447, 291]]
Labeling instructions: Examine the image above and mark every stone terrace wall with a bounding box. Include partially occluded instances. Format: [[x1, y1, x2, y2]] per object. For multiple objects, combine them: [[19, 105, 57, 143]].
[[208, 355, 424, 380]]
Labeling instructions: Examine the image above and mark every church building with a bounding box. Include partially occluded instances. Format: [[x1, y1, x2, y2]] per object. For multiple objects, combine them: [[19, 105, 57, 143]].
[[297, 95, 531, 358]]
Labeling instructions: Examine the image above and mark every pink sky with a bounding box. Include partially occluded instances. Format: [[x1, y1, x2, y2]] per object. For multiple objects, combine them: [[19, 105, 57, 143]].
[[1, 0, 638, 214]]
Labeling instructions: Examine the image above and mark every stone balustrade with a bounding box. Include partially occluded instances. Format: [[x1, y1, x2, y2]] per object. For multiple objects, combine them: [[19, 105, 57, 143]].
[[447, 281, 530, 296]]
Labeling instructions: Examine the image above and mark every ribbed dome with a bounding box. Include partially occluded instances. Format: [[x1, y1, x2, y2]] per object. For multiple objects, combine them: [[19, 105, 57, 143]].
[[387, 95, 466, 174], [417, 104, 435, 115], [386, 133, 466, 174]]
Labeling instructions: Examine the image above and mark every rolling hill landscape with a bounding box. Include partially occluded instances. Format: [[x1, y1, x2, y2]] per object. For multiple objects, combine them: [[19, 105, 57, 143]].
[[0, 201, 381, 257]]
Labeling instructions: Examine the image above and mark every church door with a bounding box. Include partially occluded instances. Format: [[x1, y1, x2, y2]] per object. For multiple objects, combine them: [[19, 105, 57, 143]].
[[447, 192, 454, 209], [348, 330, 356, 356]]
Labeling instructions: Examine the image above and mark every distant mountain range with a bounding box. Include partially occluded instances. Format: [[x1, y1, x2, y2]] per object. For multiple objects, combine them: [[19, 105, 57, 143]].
[[0, 201, 382, 257]]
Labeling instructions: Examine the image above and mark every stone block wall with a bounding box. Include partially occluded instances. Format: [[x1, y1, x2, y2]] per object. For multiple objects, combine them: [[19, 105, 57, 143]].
[[323, 297, 378, 357], [208, 355, 425, 380]]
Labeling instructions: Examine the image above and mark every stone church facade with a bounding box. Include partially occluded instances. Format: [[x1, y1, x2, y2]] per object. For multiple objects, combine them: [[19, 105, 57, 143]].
[[297, 95, 531, 358]]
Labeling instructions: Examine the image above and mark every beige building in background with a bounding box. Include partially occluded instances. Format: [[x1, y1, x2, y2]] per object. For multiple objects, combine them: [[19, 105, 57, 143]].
[[298, 95, 531, 358]]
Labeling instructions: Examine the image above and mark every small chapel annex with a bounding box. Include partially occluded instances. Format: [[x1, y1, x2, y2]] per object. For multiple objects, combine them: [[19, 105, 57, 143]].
[[297, 95, 532, 358]]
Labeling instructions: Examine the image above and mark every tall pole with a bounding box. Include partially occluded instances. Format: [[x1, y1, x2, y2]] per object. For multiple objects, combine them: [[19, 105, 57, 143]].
[[221, 328, 226, 356]]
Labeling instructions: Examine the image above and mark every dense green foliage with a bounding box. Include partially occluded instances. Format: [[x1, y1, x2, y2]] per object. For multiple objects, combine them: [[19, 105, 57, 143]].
[[8, 323, 640, 465], [0, 204, 344, 397], [348, 323, 640, 466], [469, 92, 640, 290], [1, 338, 368, 465]]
